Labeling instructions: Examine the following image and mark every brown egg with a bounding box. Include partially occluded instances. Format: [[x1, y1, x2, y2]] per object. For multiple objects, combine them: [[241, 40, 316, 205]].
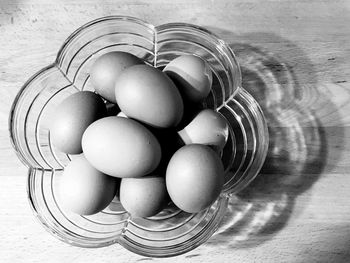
[[115, 64, 184, 128], [120, 176, 169, 218], [57, 155, 119, 215], [82, 116, 162, 178], [90, 51, 144, 103], [166, 144, 224, 213], [50, 91, 107, 154]]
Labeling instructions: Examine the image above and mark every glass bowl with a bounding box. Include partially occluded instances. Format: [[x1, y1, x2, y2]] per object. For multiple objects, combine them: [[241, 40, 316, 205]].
[[9, 16, 269, 257]]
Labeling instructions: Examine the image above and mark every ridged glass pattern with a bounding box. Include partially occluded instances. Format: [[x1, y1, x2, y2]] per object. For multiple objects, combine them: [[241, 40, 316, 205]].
[[9, 16, 268, 257]]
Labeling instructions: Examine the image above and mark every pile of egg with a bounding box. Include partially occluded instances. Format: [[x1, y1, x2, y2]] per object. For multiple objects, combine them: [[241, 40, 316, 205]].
[[50, 51, 230, 218]]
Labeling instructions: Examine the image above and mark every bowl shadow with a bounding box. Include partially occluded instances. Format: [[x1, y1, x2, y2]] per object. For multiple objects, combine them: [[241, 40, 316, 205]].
[[203, 31, 345, 249]]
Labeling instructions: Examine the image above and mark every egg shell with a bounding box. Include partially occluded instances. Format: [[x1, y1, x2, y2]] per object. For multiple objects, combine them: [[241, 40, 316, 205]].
[[57, 155, 119, 215], [90, 51, 144, 103], [82, 116, 162, 178], [115, 64, 184, 128], [163, 55, 213, 103], [178, 109, 229, 152], [120, 176, 169, 218], [166, 144, 224, 213], [50, 91, 107, 154]]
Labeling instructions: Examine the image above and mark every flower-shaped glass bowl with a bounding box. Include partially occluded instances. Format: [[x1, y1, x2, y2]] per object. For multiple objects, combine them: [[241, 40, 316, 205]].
[[9, 16, 269, 257]]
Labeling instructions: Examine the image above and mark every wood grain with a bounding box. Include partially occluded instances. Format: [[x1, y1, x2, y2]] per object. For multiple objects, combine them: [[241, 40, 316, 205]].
[[1, 0, 350, 262]]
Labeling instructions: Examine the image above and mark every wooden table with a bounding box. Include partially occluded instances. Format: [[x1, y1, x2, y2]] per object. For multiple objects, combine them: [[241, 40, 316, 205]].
[[1, 0, 350, 262]]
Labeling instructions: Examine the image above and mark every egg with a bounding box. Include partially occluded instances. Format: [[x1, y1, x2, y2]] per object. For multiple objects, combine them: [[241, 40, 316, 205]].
[[82, 116, 161, 178], [115, 64, 184, 128], [120, 176, 169, 218], [50, 91, 107, 154], [163, 55, 213, 103], [166, 144, 224, 213], [178, 109, 229, 152], [57, 154, 119, 215], [90, 51, 144, 103]]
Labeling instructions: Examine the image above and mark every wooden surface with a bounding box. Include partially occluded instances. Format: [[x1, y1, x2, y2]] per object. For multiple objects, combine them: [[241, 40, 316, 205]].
[[1, 0, 350, 262]]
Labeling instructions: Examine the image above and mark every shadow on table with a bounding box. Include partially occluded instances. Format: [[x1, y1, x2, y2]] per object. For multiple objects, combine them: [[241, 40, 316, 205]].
[[203, 31, 345, 249]]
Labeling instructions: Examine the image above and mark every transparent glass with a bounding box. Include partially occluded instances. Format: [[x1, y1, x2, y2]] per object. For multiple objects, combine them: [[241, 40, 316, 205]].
[[9, 16, 269, 257]]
